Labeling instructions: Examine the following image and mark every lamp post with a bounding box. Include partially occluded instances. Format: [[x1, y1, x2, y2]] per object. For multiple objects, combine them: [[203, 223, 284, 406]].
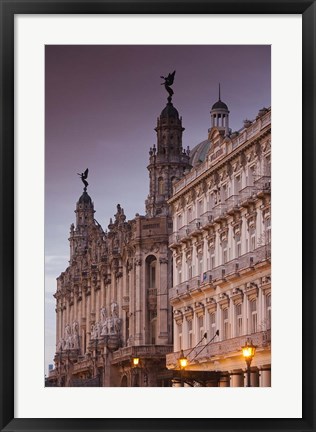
[[131, 356, 140, 387], [178, 350, 188, 387], [242, 339, 256, 387]]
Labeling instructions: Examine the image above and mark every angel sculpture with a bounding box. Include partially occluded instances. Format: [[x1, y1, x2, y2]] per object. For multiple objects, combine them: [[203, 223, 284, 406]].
[[160, 70, 176, 102], [77, 168, 89, 191]]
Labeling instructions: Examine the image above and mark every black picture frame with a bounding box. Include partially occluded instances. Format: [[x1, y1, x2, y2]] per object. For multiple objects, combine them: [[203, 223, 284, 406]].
[[0, 1, 315, 431]]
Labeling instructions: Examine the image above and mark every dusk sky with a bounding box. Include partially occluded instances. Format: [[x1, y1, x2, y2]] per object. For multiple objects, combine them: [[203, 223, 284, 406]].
[[45, 45, 271, 372]]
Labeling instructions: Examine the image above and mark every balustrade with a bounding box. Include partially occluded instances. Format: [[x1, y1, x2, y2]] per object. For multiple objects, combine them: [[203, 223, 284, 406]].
[[166, 330, 271, 368], [170, 245, 270, 300]]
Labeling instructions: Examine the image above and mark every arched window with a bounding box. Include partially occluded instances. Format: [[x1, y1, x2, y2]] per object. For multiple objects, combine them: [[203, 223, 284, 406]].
[[120, 375, 128, 387]]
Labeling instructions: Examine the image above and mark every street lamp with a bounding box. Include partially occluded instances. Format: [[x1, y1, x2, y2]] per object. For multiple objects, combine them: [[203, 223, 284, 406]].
[[178, 350, 188, 387], [132, 357, 140, 367], [242, 338, 256, 387], [179, 350, 188, 369]]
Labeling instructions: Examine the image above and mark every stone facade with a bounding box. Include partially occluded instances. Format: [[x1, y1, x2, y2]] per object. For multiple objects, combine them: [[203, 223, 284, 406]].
[[49, 99, 191, 387], [166, 100, 271, 386], [48, 92, 271, 387]]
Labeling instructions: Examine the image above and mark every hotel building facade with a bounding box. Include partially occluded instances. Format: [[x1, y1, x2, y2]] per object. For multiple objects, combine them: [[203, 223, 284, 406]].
[[166, 99, 271, 387]]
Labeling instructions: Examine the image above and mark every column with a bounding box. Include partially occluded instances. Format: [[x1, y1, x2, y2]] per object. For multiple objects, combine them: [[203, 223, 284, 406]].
[[230, 371, 244, 387], [158, 257, 169, 344], [259, 367, 271, 387], [134, 258, 143, 344], [219, 373, 230, 387]]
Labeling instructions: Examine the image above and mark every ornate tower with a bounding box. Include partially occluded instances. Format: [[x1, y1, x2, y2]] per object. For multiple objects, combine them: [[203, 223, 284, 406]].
[[69, 190, 96, 260], [210, 84, 230, 136], [146, 72, 191, 217]]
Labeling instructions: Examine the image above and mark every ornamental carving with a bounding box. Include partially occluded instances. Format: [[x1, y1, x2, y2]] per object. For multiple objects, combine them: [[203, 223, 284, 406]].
[[159, 257, 168, 264]]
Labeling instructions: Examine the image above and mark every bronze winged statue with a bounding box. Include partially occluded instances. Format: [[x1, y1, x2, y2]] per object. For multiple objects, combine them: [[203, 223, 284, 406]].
[[161, 70, 176, 102], [77, 168, 89, 191]]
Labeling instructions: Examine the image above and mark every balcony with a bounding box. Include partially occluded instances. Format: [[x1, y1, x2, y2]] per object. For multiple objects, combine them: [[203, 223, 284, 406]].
[[225, 195, 241, 215], [254, 175, 271, 196], [166, 330, 271, 369], [169, 245, 271, 300], [111, 345, 173, 364], [213, 203, 227, 221], [239, 186, 257, 207]]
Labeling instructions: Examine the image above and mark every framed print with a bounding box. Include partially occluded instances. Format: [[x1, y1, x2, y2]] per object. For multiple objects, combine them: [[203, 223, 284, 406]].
[[0, 1, 315, 431]]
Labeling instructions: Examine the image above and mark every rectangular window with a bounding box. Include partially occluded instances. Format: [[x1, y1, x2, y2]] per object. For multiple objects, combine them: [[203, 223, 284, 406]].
[[211, 254, 215, 270], [266, 294, 271, 329], [178, 269, 182, 284], [198, 257, 203, 276], [178, 322, 182, 349], [236, 241, 241, 258], [198, 315, 204, 341], [223, 248, 228, 264], [188, 263, 193, 280], [188, 207, 193, 223], [236, 303, 243, 336], [177, 213, 182, 230], [198, 200, 203, 217], [250, 299, 257, 333], [251, 235, 256, 252], [223, 308, 229, 340], [235, 175, 241, 194], [188, 320, 193, 348], [209, 312, 216, 338]]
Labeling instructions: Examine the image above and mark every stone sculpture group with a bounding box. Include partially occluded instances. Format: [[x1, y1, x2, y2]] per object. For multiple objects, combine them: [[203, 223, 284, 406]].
[[91, 303, 121, 340]]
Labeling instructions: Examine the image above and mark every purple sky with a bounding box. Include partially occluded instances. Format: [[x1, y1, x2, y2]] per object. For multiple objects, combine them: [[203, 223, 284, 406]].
[[45, 45, 271, 372]]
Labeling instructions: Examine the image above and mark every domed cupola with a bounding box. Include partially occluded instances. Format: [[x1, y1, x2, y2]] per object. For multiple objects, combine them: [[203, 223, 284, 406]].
[[78, 191, 93, 206], [210, 84, 230, 136], [76, 191, 95, 227], [160, 102, 179, 119]]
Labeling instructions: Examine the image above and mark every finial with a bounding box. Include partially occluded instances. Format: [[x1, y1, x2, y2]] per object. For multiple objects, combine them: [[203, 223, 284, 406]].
[[77, 168, 89, 192], [160, 70, 176, 103]]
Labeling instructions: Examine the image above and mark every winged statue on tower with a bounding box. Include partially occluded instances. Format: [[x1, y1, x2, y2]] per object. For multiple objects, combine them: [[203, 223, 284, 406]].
[[77, 168, 89, 191], [161, 70, 176, 102]]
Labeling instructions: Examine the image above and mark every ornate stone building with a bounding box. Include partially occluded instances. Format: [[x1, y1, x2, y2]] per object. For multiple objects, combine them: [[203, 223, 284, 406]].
[[166, 97, 271, 386], [48, 85, 271, 387], [49, 93, 192, 387]]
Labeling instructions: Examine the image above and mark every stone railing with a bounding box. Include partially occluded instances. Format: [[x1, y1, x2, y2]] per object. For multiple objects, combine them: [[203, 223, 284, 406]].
[[172, 110, 271, 195], [73, 359, 93, 373], [111, 345, 173, 364], [166, 330, 271, 368], [169, 245, 271, 300]]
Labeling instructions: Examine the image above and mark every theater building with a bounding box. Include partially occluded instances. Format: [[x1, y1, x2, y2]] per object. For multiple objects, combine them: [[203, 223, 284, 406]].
[[48, 95, 191, 387]]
